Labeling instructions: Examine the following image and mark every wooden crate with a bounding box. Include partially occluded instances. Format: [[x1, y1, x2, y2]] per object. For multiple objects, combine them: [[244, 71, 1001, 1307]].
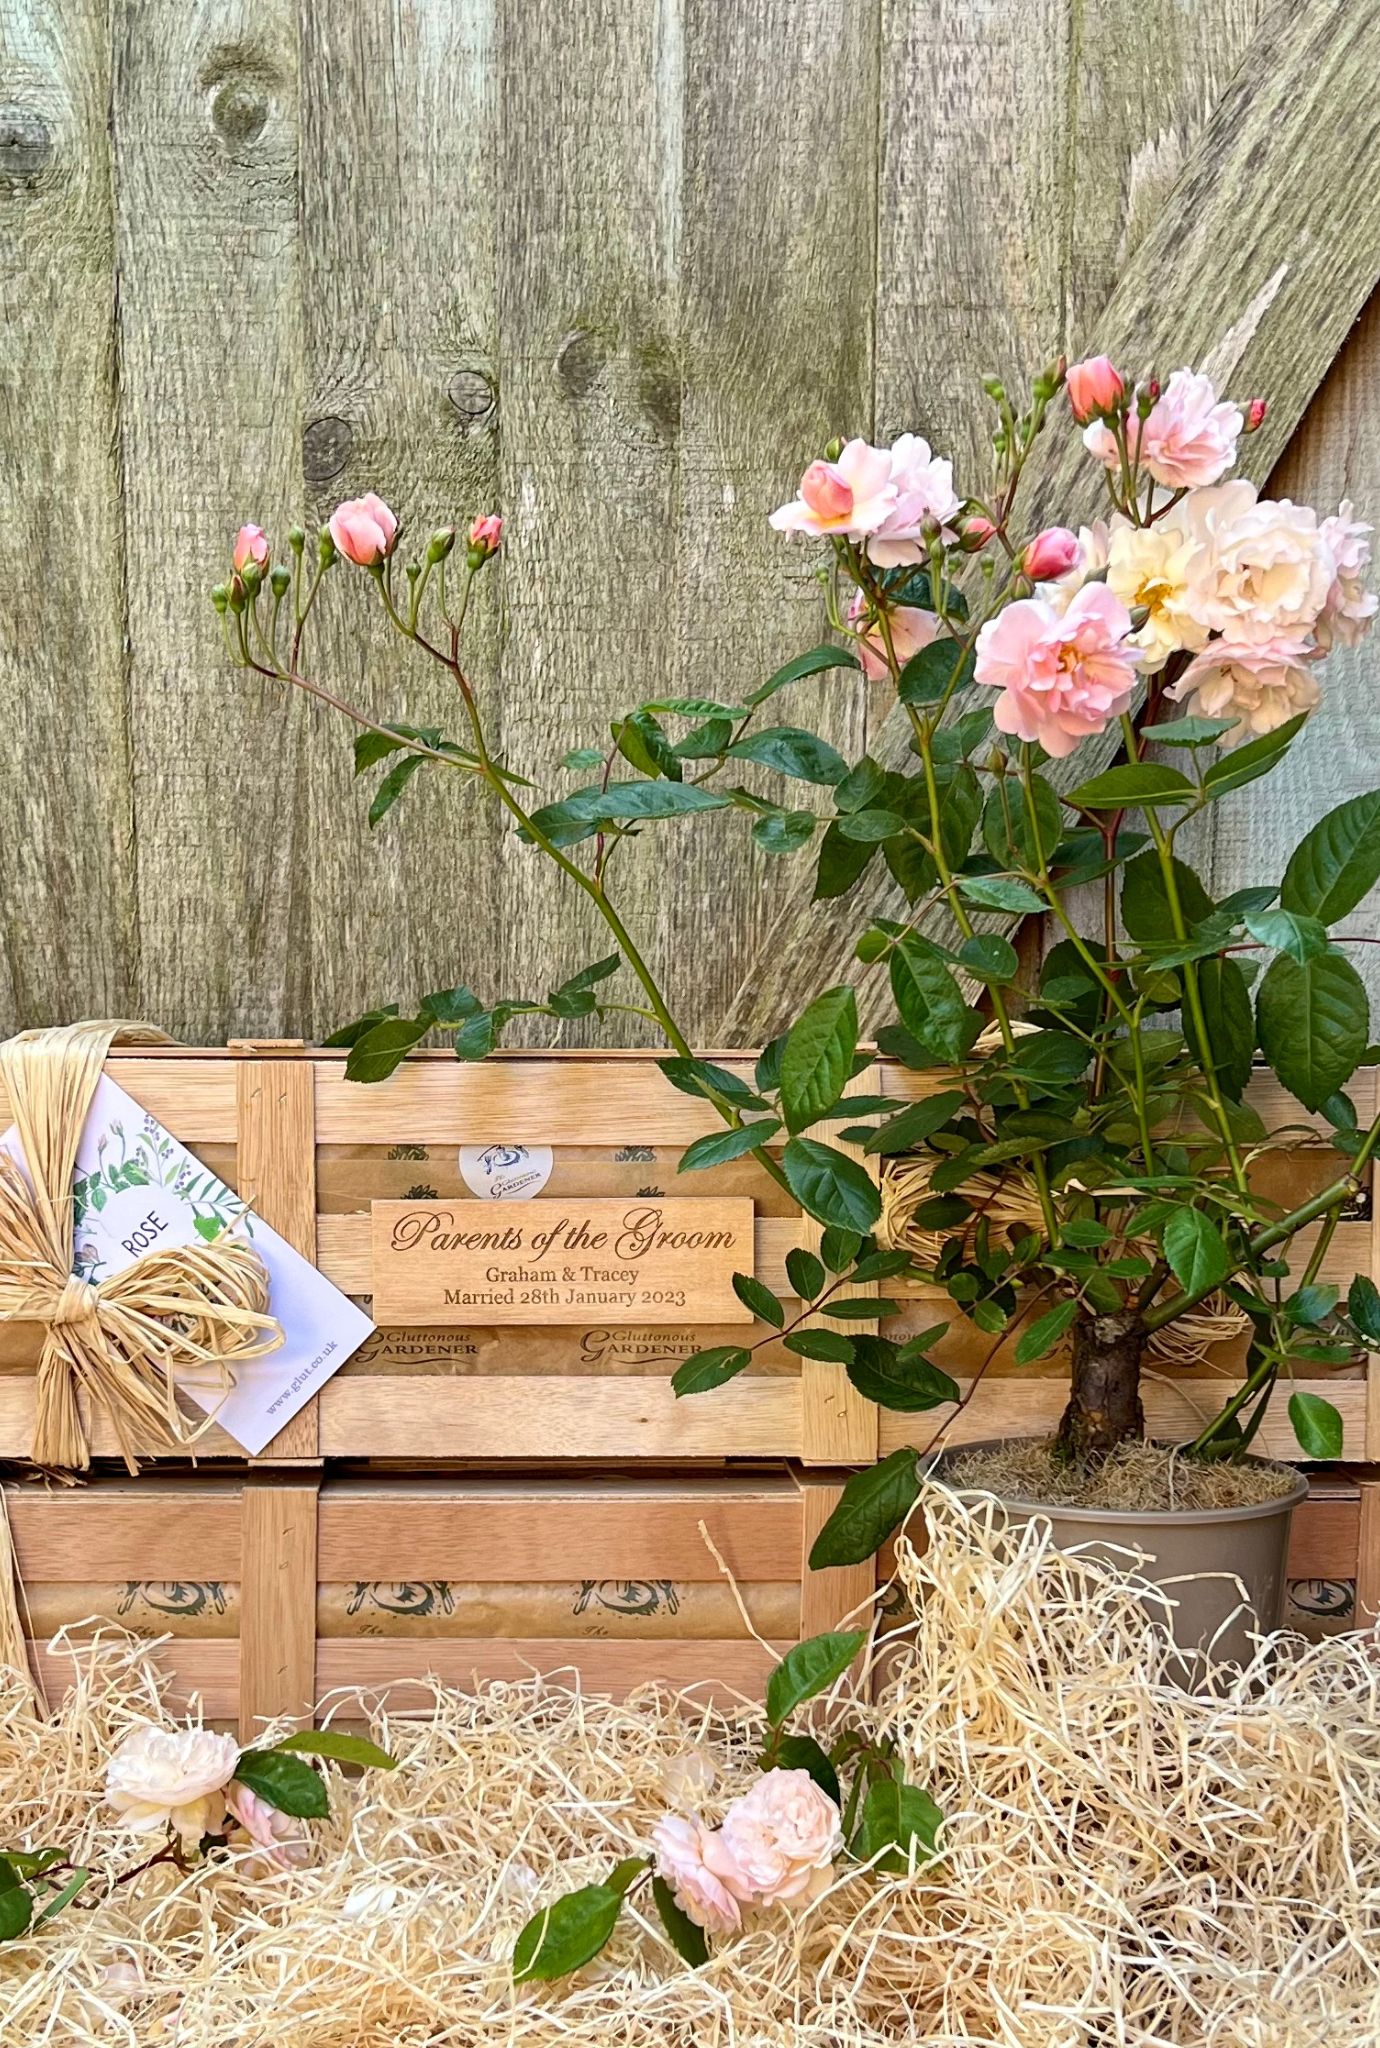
[[4, 1468, 872, 1738], [1285, 1470, 1380, 1637], [0, 1046, 1370, 1469], [0, 1045, 875, 1468]]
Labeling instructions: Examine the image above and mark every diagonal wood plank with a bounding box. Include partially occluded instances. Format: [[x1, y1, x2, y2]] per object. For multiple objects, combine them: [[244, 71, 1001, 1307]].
[[719, 0, 1380, 1043]]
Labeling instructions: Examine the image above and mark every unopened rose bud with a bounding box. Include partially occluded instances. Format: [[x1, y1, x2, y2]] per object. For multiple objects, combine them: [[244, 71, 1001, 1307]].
[[823, 437, 844, 462], [210, 583, 230, 614], [959, 515, 997, 552], [1021, 525, 1080, 581], [228, 574, 246, 614], [1136, 386, 1156, 420], [466, 513, 503, 567], [427, 525, 457, 564], [1129, 603, 1151, 630], [1145, 378, 1161, 401], [1245, 398, 1268, 433], [240, 559, 262, 597], [982, 375, 1005, 402], [317, 526, 337, 569], [329, 494, 398, 567], [233, 523, 269, 575], [287, 525, 306, 557], [1065, 356, 1124, 423], [269, 564, 291, 599]]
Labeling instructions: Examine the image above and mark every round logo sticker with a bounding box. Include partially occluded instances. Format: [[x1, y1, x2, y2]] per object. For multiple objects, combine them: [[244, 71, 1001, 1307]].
[[458, 1143, 554, 1201]]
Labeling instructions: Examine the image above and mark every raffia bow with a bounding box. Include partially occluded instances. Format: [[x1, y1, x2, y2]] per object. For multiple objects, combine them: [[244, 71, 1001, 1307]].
[[0, 1022, 281, 1472]]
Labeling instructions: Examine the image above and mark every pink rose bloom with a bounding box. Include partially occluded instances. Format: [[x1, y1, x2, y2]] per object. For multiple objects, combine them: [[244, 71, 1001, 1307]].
[[225, 1779, 311, 1872], [651, 1814, 744, 1934], [717, 1769, 843, 1908], [1317, 500, 1378, 648], [1168, 633, 1322, 745], [1085, 368, 1242, 489], [769, 439, 896, 543], [1065, 355, 1124, 423], [468, 513, 503, 553], [1021, 526, 1080, 582], [848, 591, 941, 682], [329, 492, 399, 566], [865, 433, 960, 566], [233, 523, 269, 574], [975, 581, 1141, 758]]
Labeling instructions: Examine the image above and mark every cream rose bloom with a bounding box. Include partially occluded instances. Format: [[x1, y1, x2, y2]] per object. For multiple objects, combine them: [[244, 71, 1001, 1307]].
[[651, 1813, 743, 1935], [1105, 515, 1209, 669], [1168, 633, 1321, 744], [716, 1768, 843, 1908], [106, 1725, 240, 1849], [1317, 500, 1379, 648], [1177, 481, 1333, 644]]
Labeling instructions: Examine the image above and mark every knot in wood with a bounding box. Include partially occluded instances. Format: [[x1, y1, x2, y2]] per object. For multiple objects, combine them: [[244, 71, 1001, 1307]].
[[210, 78, 270, 148], [302, 416, 354, 483], [0, 105, 53, 181], [448, 369, 495, 425]]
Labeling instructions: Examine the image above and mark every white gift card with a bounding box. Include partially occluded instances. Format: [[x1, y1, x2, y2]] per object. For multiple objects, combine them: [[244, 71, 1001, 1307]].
[[2, 1074, 373, 1455]]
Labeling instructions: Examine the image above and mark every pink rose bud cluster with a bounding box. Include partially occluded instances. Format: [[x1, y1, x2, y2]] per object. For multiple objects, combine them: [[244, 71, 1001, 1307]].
[[651, 1768, 843, 1936]]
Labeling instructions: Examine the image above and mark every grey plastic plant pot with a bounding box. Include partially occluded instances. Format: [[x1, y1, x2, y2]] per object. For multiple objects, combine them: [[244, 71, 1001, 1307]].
[[932, 1441, 1310, 1670]]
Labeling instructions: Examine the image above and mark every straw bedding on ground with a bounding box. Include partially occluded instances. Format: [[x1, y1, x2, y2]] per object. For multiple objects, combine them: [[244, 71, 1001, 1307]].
[[1, 1490, 1377, 2046]]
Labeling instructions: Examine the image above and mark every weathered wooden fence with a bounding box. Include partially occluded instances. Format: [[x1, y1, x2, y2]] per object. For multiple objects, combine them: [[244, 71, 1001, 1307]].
[[2, 0, 1378, 1050]]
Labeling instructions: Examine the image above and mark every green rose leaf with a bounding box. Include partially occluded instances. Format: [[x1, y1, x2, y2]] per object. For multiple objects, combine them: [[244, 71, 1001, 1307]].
[[726, 726, 849, 786], [754, 810, 817, 855], [513, 1882, 625, 1984], [233, 1749, 330, 1820], [733, 1271, 785, 1327], [960, 874, 1046, 915], [897, 639, 973, 707], [1067, 763, 1196, 810], [1201, 713, 1308, 798], [782, 1139, 882, 1233], [651, 1874, 709, 1968], [785, 1247, 826, 1300], [1288, 1389, 1344, 1460], [890, 937, 973, 1061], [818, 1225, 863, 1272], [807, 1449, 921, 1568], [671, 1346, 753, 1397], [271, 1730, 398, 1771], [780, 987, 859, 1135], [846, 1335, 958, 1412], [851, 1780, 944, 1875], [678, 1119, 781, 1171], [1162, 1208, 1231, 1296], [748, 642, 861, 708], [1281, 790, 1380, 926], [1257, 950, 1370, 1112], [344, 1016, 430, 1085], [983, 774, 1064, 868], [1242, 908, 1329, 964], [782, 1328, 856, 1363], [767, 1733, 841, 1807], [1348, 1273, 1380, 1344], [862, 1090, 965, 1156], [1013, 1299, 1078, 1366], [765, 1629, 867, 1726], [813, 820, 879, 900]]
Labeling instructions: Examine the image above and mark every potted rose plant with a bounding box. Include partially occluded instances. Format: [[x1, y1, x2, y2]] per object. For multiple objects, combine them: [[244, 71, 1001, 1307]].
[[213, 351, 1380, 1652]]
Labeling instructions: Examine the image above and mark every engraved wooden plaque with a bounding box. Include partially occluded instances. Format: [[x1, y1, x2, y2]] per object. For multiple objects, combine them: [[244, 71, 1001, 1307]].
[[369, 1197, 757, 1326]]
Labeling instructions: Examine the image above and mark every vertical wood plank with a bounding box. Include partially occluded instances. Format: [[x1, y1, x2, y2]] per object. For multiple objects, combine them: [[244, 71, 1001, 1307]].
[[1357, 1479, 1380, 1629], [298, 0, 502, 1039], [238, 1477, 318, 1738], [1187, 294, 1380, 1014], [797, 1475, 877, 1646], [798, 1079, 879, 1466], [493, 0, 683, 1029], [112, 1, 305, 1041], [233, 1043, 318, 1457], [665, 0, 879, 1039], [0, 2, 134, 1031]]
